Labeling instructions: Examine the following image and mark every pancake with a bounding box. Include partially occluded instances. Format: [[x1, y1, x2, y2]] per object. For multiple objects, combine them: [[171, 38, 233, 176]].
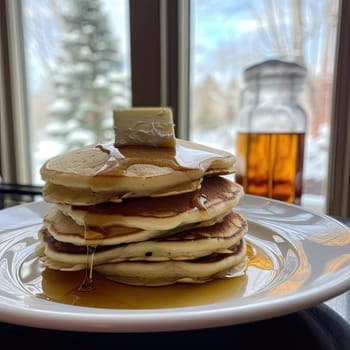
[[93, 241, 247, 286], [36, 211, 248, 270], [40, 139, 236, 205], [58, 176, 244, 230], [42, 178, 202, 206], [36, 107, 248, 287], [42, 206, 227, 246], [36, 212, 248, 286]]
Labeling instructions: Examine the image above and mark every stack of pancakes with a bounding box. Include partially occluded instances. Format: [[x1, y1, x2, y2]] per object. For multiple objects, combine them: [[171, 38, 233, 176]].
[[36, 116, 248, 286]]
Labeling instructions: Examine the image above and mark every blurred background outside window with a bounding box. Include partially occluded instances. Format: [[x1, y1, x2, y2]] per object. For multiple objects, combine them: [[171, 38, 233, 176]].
[[22, 0, 131, 184], [189, 0, 339, 212]]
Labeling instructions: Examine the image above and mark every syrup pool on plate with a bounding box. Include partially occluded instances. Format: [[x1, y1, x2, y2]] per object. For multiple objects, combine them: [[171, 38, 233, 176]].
[[31, 242, 276, 309]]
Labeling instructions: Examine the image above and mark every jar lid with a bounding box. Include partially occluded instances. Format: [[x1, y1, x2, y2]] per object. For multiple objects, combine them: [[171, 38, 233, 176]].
[[243, 59, 307, 83]]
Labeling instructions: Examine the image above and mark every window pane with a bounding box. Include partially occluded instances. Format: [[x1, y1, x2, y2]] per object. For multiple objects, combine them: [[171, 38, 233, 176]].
[[22, 0, 131, 184], [189, 0, 339, 212]]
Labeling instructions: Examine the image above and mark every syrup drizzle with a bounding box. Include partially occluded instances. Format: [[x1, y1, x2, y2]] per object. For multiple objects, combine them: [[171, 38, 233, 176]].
[[95, 143, 126, 175], [192, 192, 208, 211], [92, 139, 233, 177], [79, 222, 104, 292], [78, 246, 96, 292], [94, 141, 179, 176]]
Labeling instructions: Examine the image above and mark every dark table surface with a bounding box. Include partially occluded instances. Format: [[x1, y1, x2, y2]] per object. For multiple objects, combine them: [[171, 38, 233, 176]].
[[0, 303, 349, 349]]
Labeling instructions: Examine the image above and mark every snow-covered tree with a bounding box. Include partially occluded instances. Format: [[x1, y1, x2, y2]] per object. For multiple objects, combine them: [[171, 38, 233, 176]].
[[46, 0, 130, 151]]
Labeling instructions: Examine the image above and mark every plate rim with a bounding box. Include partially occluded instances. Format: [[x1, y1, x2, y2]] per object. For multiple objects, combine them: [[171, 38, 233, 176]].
[[0, 196, 349, 333]]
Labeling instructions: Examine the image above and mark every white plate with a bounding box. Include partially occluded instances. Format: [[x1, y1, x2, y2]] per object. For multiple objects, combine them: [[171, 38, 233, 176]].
[[0, 196, 349, 333]]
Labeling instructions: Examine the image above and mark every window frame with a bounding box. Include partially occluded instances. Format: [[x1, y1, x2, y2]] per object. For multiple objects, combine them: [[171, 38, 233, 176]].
[[129, 0, 189, 139], [0, 0, 31, 183], [0, 0, 349, 216], [326, 0, 350, 216]]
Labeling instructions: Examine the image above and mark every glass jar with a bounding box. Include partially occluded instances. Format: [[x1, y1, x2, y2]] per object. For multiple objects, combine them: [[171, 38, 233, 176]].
[[235, 59, 308, 204]]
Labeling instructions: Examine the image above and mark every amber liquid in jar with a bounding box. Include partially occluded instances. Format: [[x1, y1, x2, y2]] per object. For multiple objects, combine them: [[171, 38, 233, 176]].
[[235, 132, 305, 204]]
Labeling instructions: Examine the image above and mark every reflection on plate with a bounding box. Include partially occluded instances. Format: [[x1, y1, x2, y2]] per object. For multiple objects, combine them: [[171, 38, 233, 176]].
[[0, 195, 349, 333]]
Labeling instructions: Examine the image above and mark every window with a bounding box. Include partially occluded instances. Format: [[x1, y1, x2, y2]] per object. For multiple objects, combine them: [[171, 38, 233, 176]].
[[1, 0, 349, 216], [1, 0, 131, 185]]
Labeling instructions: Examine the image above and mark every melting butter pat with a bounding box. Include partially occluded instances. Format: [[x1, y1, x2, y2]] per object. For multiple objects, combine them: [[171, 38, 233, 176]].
[[113, 107, 176, 148]]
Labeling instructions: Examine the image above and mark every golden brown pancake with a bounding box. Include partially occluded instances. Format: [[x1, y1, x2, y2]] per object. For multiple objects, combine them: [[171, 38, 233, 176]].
[[36, 212, 248, 286], [40, 139, 236, 205], [58, 176, 244, 230], [93, 241, 247, 286], [36, 211, 247, 267], [42, 206, 227, 246]]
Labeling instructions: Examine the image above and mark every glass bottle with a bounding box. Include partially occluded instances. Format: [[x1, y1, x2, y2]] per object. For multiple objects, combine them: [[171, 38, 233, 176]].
[[235, 59, 308, 204]]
